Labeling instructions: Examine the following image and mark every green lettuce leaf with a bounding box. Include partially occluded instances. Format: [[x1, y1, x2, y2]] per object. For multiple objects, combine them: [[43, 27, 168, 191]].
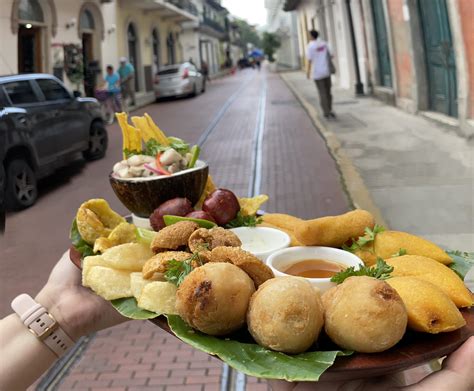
[[446, 250, 474, 280], [111, 297, 159, 320], [167, 315, 352, 381], [70, 219, 94, 259]]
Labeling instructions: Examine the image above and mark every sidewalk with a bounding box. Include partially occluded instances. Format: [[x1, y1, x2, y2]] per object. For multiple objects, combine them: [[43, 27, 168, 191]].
[[281, 71, 474, 252]]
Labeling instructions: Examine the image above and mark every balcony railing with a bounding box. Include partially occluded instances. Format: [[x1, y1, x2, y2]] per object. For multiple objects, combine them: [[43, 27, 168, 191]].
[[166, 0, 198, 16], [201, 15, 226, 33]]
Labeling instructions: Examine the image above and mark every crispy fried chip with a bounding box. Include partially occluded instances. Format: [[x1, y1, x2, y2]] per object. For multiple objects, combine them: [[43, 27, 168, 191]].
[[94, 222, 137, 253], [102, 243, 153, 271], [82, 255, 108, 283], [84, 266, 132, 300], [130, 272, 152, 300], [238, 195, 269, 216], [76, 199, 125, 244], [137, 282, 178, 314]]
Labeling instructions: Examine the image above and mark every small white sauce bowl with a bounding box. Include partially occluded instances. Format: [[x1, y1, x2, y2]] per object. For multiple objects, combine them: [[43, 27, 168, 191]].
[[266, 246, 364, 293], [230, 227, 291, 262]]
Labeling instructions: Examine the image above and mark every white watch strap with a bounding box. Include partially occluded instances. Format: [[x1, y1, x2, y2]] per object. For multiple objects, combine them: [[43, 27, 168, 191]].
[[11, 294, 75, 357]]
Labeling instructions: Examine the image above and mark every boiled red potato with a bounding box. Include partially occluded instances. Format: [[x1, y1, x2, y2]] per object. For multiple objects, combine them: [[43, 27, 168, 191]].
[[186, 210, 216, 223], [150, 198, 193, 231], [202, 189, 240, 226]]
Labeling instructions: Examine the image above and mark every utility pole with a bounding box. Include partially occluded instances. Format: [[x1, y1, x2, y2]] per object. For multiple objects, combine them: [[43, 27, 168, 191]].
[[346, 0, 364, 95]]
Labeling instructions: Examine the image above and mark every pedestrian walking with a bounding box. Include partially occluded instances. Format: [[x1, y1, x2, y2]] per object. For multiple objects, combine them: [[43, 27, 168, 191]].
[[118, 57, 136, 108], [201, 60, 210, 83], [99, 65, 122, 124], [306, 30, 336, 119]]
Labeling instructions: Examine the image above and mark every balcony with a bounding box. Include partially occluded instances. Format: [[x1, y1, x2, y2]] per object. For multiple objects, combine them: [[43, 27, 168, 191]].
[[131, 0, 199, 22], [166, 0, 198, 16], [200, 16, 227, 39]]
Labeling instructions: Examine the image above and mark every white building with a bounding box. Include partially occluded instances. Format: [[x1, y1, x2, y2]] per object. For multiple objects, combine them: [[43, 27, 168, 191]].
[[265, 0, 300, 70]]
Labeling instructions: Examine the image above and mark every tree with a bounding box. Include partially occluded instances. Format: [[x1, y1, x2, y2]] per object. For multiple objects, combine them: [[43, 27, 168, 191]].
[[262, 32, 281, 63], [234, 18, 261, 52]]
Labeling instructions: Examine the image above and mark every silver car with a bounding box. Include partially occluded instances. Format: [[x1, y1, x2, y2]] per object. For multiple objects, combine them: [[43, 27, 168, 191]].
[[154, 62, 205, 99]]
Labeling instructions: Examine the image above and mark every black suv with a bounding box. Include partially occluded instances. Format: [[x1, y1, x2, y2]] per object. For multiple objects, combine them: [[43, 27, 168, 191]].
[[0, 74, 107, 209]]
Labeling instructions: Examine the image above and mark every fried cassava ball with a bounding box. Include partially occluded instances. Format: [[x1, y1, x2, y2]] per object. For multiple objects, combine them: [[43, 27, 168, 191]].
[[247, 277, 324, 354], [175, 262, 255, 336], [322, 276, 407, 353]]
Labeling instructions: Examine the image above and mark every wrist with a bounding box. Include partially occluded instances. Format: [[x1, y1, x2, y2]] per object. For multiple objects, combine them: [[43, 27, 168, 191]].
[[35, 288, 82, 341]]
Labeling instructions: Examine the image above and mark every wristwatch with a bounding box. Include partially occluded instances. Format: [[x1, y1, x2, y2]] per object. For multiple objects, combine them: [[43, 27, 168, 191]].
[[11, 294, 75, 357]]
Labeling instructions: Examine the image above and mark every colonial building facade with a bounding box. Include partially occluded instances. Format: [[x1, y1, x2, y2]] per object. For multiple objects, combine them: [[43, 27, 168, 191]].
[[1, 0, 239, 105], [283, 0, 474, 137]]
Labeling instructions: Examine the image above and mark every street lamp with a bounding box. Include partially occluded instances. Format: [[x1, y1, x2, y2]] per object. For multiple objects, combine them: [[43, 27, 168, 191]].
[[345, 0, 364, 95]]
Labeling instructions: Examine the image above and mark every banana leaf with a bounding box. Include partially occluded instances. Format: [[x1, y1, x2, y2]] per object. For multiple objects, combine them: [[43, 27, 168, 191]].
[[111, 297, 158, 320], [446, 250, 474, 280]]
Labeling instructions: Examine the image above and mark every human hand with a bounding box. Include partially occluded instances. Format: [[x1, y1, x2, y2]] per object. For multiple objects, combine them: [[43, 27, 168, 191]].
[[268, 336, 474, 391], [35, 251, 127, 341]]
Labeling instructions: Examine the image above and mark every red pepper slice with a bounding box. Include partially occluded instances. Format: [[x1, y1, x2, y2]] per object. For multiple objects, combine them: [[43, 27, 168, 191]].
[[155, 153, 171, 176]]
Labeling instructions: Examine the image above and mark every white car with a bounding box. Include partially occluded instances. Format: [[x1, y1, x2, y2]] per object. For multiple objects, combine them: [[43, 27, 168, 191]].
[[154, 62, 205, 99]]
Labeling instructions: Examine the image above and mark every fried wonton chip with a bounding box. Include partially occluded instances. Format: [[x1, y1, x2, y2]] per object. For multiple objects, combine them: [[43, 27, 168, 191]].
[[238, 194, 269, 216], [76, 199, 125, 244], [102, 243, 154, 271], [94, 222, 137, 253], [83, 266, 132, 300], [137, 282, 178, 314]]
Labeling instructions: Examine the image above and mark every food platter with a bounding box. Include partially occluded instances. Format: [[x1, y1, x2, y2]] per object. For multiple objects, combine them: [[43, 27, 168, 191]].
[[70, 246, 473, 381], [70, 113, 474, 382]]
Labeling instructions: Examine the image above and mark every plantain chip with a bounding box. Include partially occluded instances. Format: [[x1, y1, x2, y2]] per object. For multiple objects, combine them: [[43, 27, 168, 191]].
[[239, 194, 269, 216]]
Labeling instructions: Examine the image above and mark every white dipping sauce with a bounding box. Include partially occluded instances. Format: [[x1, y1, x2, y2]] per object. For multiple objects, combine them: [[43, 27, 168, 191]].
[[230, 227, 291, 261]]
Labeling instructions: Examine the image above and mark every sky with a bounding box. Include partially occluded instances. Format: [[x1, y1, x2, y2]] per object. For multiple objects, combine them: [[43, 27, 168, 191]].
[[221, 0, 267, 27]]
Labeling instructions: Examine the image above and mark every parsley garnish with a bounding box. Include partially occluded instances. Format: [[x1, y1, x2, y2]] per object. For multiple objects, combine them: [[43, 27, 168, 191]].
[[342, 224, 385, 253], [330, 258, 393, 284], [164, 253, 202, 286], [225, 212, 262, 228]]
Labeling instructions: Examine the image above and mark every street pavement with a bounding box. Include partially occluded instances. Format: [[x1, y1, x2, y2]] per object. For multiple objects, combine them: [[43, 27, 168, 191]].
[[282, 71, 474, 252], [2, 67, 351, 390]]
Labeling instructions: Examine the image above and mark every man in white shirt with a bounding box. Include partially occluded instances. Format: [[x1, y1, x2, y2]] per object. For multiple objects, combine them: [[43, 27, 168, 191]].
[[306, 30, 335, 119]]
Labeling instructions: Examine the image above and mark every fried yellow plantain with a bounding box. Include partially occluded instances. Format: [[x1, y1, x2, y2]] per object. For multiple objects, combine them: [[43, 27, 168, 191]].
[[374, 231, 452, 265], [76, 199, 125, 244], [294, 209, 375, 247], [387, 277, 465, 333], [94, 222, 137, 253], [386, 255, 473, 308]]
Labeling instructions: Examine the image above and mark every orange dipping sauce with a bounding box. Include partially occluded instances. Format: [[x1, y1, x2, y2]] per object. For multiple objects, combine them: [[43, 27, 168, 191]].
[[283, 259, 345, 278]]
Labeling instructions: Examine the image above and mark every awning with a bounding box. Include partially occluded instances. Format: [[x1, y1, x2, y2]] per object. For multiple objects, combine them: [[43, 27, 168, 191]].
[[131, 0, 199, 22]]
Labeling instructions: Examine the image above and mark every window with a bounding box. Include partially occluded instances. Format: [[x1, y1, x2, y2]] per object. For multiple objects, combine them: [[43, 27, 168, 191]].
[[80, 9, 95, 30], [37, 79, 71, 101], [3, 81, 39, 105], [18, 0, 44, 22]]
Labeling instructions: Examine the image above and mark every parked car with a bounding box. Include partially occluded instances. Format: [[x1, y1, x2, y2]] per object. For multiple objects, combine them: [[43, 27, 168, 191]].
[[154, 62, 205, 99], [0, 73, 108, 209]]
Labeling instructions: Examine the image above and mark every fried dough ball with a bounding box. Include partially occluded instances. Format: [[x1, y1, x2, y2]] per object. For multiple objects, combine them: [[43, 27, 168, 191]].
[[188, 227, 241, 262], [142, 251, 192, 280], [322, 276, 407, 353], [151, 221, 199, 253], [247, 277, 324, 354], [209, 246, 274, 287], [176, 262, 255, 335]]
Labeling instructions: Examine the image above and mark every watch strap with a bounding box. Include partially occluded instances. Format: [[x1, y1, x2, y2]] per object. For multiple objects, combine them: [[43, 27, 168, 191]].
[[11, 294, 75, 357]]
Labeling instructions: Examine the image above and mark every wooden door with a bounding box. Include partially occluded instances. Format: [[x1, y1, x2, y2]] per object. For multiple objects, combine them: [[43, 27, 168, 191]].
[[418, 0, 457, 117], [18, 26, 42, 73], [82, 33, 94, 96], [371, 0, 392, 87]]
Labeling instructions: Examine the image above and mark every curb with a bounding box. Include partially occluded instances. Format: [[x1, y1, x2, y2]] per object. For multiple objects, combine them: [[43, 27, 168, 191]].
[[280, 72, 388, 228]]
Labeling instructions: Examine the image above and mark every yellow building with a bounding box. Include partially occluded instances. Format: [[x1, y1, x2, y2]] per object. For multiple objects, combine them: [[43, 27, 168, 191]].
[[0, 0, 198, 104]]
